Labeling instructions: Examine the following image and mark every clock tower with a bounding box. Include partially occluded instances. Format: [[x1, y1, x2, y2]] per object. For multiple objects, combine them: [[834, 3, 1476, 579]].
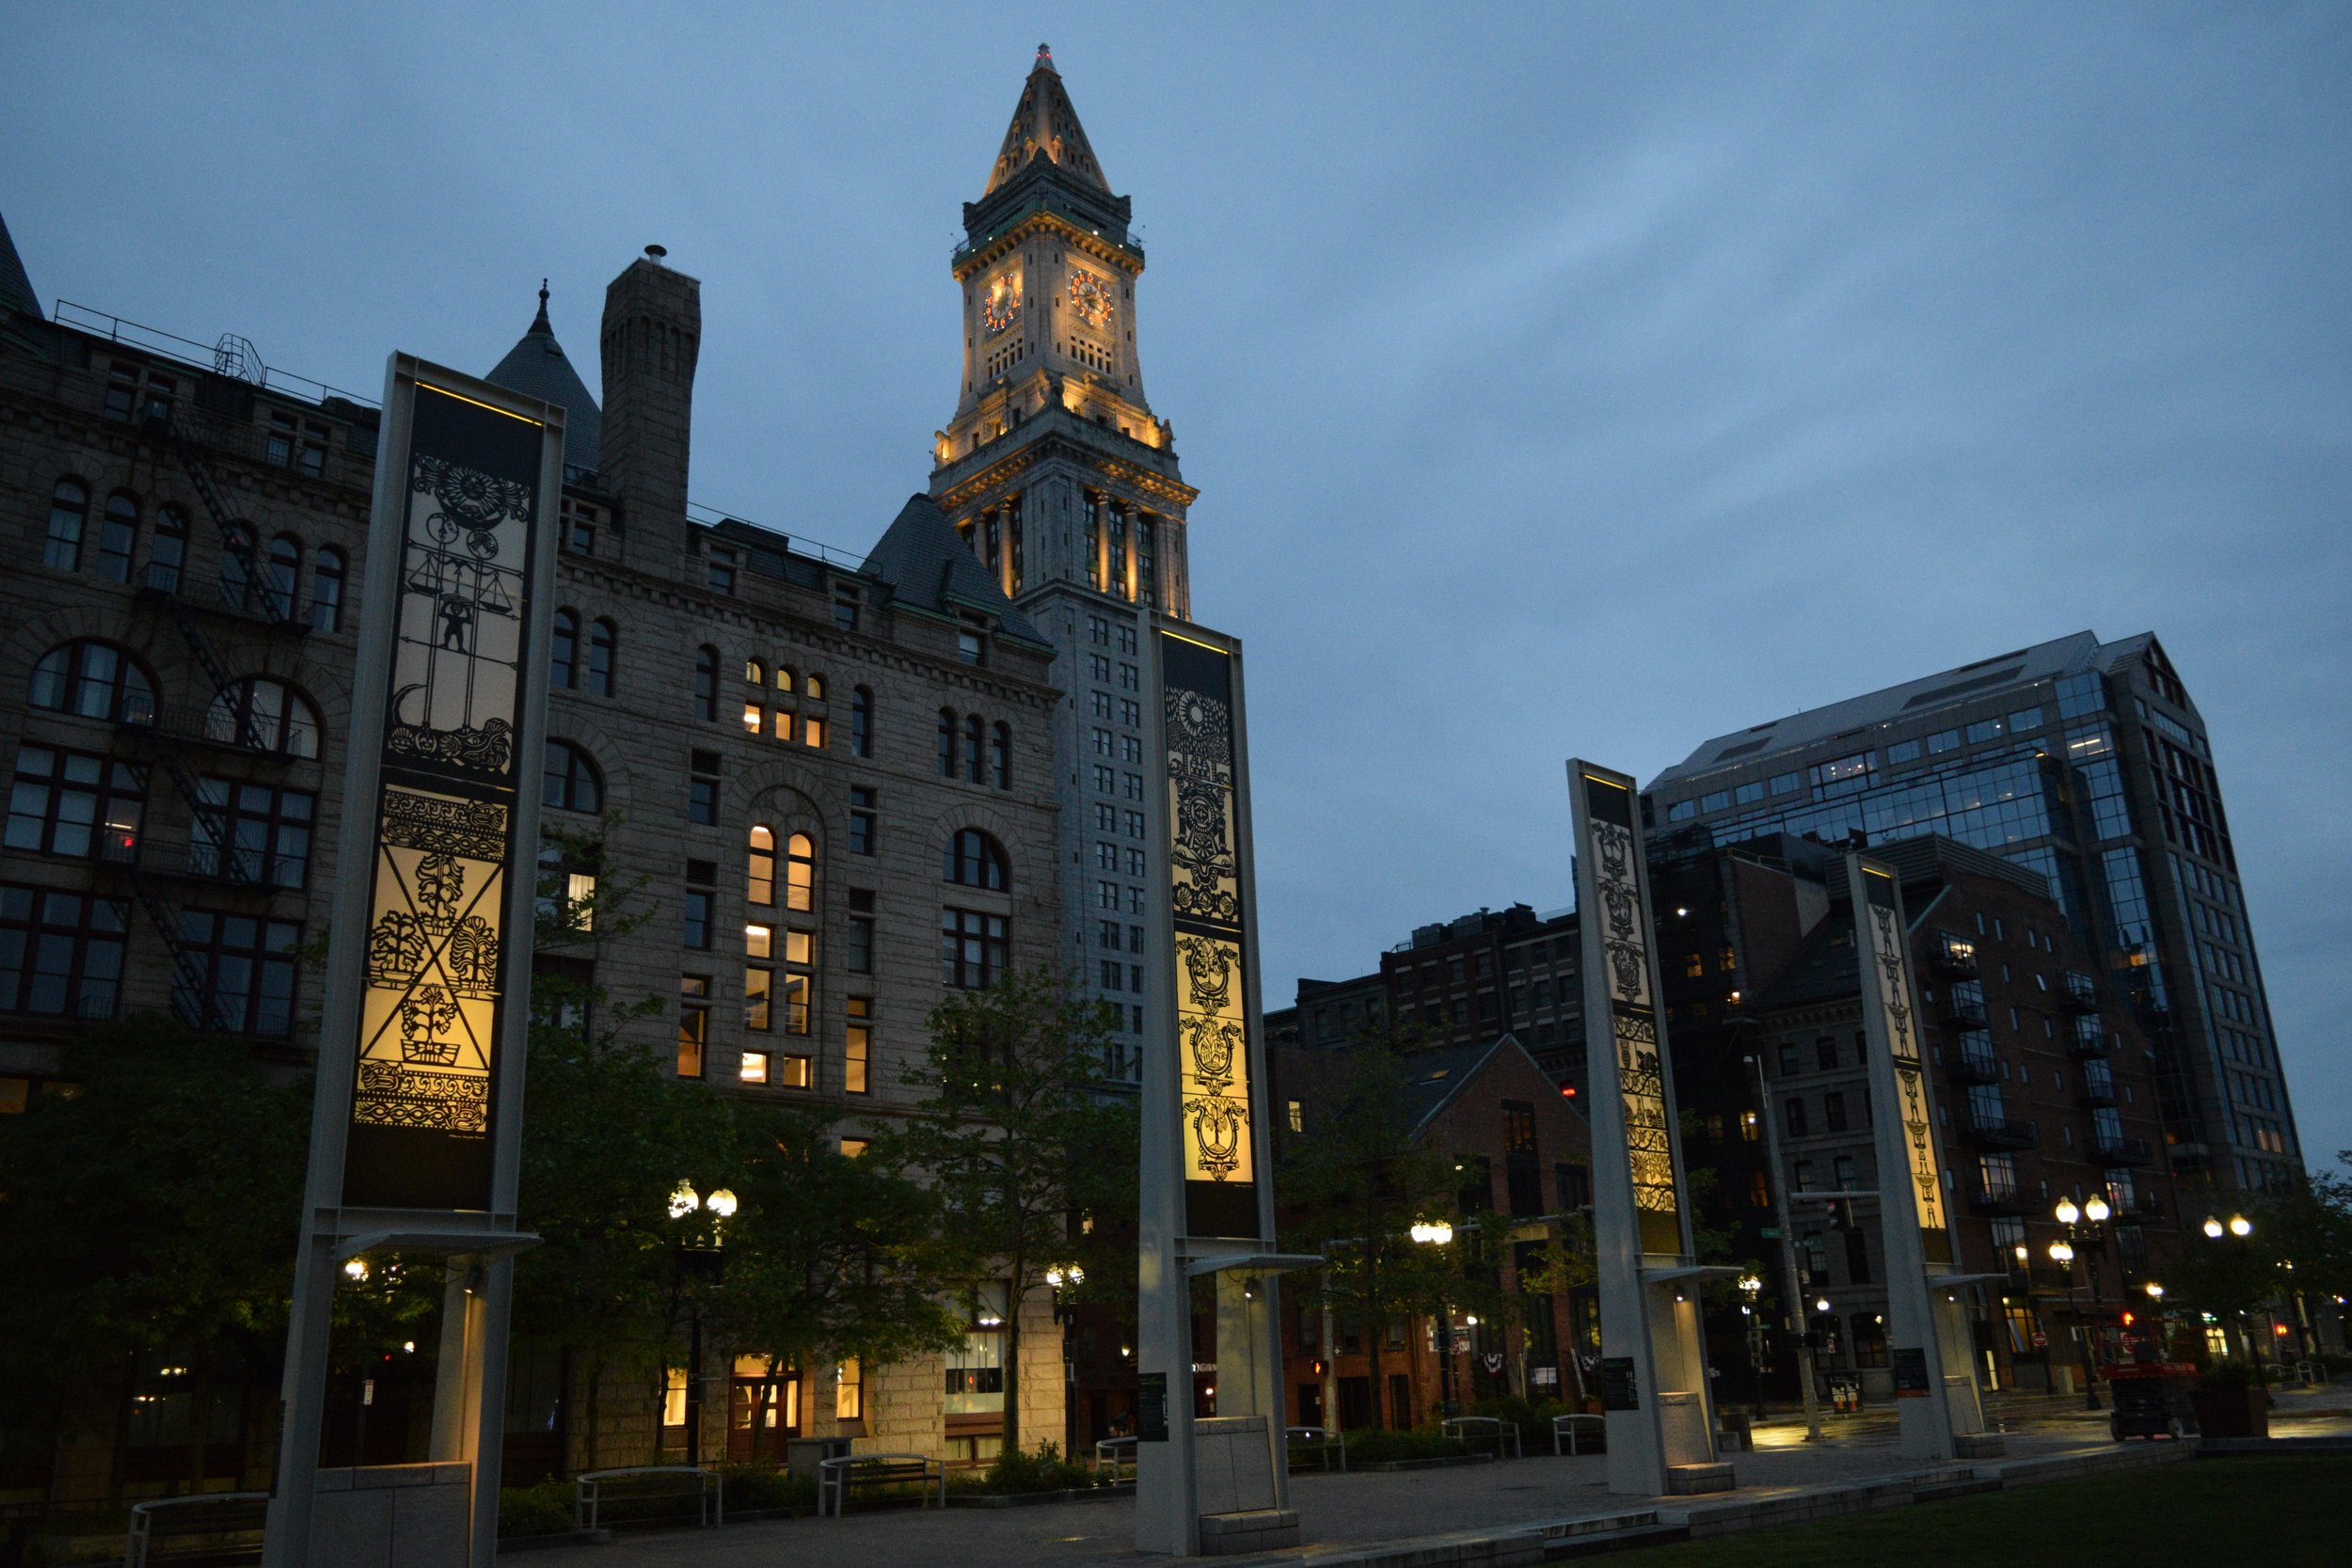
[[930, 45, 1211, 1085], [933, 43, 1193, 618]]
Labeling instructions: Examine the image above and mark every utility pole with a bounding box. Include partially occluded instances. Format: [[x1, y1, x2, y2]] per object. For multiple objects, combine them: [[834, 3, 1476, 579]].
[[1747, 1051, 1822, 1441]]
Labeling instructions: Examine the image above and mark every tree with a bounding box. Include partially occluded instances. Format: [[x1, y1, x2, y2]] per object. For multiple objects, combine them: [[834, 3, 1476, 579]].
[[1277, 1044, 1460, 1429], [883, 966, 1131, 1455]]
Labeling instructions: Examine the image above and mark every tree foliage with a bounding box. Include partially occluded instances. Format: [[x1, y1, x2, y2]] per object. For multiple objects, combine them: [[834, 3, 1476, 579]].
[[882, 966, 1133, 1454]]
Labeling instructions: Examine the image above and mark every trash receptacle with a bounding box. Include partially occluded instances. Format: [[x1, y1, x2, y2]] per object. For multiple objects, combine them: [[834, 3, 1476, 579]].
[[787, 1436, 851, 1480]]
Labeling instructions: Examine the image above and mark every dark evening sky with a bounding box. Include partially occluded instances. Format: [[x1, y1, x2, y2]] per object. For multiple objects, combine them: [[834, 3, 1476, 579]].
[[5, 4, 2346, 1161]]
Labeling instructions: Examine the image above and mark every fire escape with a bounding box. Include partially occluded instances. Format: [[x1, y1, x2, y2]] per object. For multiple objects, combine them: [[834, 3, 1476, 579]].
[[96, 348, 318, 1037]]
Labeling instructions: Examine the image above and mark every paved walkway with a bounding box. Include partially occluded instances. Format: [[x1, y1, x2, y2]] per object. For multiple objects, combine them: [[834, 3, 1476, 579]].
[[555, 1421, 2235, 1568]]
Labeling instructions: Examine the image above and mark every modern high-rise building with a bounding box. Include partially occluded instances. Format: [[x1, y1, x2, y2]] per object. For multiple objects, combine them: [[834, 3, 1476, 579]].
[[927, 46, 1213, 1087], [1644, 631, 2299, 1194]]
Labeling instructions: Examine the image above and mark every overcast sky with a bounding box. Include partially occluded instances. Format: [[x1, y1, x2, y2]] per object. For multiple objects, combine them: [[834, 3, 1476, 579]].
[[5, 4, 2346, 1164]]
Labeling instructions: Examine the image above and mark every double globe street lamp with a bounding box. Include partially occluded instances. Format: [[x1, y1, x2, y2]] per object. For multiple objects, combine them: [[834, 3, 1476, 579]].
[[2049, 1195, 2111, 1410], [669, 1180, 738, 1466]]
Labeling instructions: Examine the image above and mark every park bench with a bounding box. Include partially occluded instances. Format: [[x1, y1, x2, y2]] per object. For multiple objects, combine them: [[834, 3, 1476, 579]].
[[1285, 1425, 1346, 1472], [574, 1465, 723, 1531], [1441, 1415, 1522, 1460], [1094, 1435, 1137, 1481], [818, 1452, 946, 1517], [1551, 1413, 1606, 1455], [124, 1491, 270, 1567]]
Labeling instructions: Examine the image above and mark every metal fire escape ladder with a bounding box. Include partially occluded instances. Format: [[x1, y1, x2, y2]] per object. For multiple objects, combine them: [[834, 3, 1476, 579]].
[[120, 876, 228, 1033], [154, 405, 261, 592], [156, 595, 274, 753]]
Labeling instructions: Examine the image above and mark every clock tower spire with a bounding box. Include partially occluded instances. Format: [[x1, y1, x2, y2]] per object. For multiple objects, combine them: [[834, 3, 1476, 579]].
[[932, 48, 1192, 618]]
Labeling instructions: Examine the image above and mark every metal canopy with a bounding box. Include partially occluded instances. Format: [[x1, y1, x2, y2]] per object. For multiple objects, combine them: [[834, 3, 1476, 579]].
[[1183, 1251, 1325, 1279], [332, 1230, 541, 1263]]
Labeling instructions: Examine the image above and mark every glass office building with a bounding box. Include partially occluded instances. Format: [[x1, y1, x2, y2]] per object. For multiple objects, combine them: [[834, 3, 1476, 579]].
[[1644, 631, 2299, 1193]]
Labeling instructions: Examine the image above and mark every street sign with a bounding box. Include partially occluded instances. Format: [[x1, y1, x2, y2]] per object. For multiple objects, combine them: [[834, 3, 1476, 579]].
[[2032, 1331, 2049, 1348]]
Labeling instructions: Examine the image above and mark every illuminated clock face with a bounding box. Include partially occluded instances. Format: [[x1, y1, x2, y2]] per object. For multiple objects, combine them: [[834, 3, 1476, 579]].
[[1067, 268, 1117, 334], [982, 270, 1023, 334]]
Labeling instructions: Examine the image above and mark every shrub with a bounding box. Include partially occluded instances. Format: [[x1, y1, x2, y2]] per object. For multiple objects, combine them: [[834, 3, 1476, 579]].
[[973, 1439, 1102, 1495], [497, 1481, 576, 1539], [1340, 1426, 1472, 1465], [720, 1465, 815, 1513]]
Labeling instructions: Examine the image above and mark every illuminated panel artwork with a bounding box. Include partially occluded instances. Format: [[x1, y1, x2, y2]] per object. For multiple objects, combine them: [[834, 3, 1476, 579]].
[[1860, 865, 1954, 1265], [1581, 771, 1683, 1256], [1162, 632, 1257, 1241], [343, 384, 545, 1212]]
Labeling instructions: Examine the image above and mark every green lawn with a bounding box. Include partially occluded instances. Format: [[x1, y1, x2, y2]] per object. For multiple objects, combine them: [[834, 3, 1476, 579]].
[[1634, 1456, 2342, 1568]]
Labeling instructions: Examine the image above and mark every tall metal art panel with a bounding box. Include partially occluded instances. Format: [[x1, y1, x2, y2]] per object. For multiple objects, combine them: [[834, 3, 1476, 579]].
[[1137, 629, 1310, 1556], [264, 360, 561, 1568], [1848, 854, 1990, 1458], [1568, 761, 1725, 1497]]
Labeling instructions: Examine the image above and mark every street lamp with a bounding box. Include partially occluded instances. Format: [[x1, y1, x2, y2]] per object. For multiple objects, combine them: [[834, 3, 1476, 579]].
[[2201, 1212, 2264, 1364], [1412, 1220, 1459, 1418], [1738, 1275, 1766, 1418], [2050, 1196, 2109, 1409], [668, 1179, 736, 1466]]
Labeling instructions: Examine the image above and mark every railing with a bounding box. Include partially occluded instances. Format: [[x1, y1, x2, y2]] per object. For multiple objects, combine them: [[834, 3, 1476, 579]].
[[1284, 1426, 1345, 1473], [1969, 1116, 2039, 1150], [1953, 1037, 2002, 1084], [124, 1490, 271, 1567], [2060, 973, 2100, 1013], [575, 1465, 722, 1531], [817, 1453, 945, 1517], [1441, 1416, 1522, 1461], [55, 299, 378, 407], [1969, 1184, 2026, 1213], [124, 702, 307, 761], [2094, 1134, 2152, 1165], [951, 191, 1141, 265], [686, 502, 868, 575], [1093, 1435, 1136, 1481], [2072, 1018, 2111, 1056], [1944, 996, 1990, 1028], [1551, 1413, 1605, 1455]]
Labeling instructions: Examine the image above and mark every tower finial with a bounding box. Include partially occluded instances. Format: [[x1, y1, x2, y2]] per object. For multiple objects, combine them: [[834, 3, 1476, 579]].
[[532, 278, 551, 331], [1036, 42, 1054, 69]]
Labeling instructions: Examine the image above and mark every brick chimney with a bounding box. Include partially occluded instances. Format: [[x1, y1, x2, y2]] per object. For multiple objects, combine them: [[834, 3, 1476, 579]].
[[598, 251, 701, 562]]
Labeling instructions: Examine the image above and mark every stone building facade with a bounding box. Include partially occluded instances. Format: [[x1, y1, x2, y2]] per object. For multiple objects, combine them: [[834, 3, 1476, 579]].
[[0, 150, 1074, 1502]]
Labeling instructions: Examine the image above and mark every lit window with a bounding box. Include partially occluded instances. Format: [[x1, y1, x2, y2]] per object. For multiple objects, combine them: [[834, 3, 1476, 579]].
[[786, 832, 816, 911], [740, 1051, 770, 1085], [748, 826, 775, 906], [845, 996, 871, 1094]]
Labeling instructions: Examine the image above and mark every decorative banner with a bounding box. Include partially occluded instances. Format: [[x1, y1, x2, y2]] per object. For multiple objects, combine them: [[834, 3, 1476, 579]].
[[1855, 861, 1953, 1265], [1162, 631, 1258, 1240], [1576, 769, 1683, 1256], [343, 383, 548, 1211]]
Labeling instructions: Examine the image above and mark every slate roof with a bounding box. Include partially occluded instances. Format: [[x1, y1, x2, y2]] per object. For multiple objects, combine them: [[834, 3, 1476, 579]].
[[858, 494, 1048, 646], [485, 286, 600, 472], [0, 210, 39, 322], [1649, 629, 2141, 789]]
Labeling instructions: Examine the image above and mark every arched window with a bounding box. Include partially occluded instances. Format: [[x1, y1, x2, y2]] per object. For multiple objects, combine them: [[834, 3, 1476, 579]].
[[990, 722, 1011, 790], [543, 740, 603, 813], [550, 610, 579, 689], [744, 660, 767, 735], [805, 673, 825, 701], [773, 665, 795, 695], [149, 505, 189, 594], [310, 546, 345, 633], [206, 678, 322, 758], [747, 825, 776, 905], [943, 828, 1009, 891], [44, 479, 87, 571], [262, 535, 300, 621], [745, 657, 766, 686], [692, 645, 721, 721], [587, 618, 616, 697], [963, 715, 984, 784], [218, 526, 255, 610], [850, 687, 873, 757], [28, 641, 153, 723], [786, 832, 816, 912], [938, 709, 957, 777], [96, 493, 139, 583]]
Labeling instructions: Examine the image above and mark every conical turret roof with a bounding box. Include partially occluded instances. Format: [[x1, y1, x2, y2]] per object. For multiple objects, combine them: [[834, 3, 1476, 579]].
[[983, 44, 1109, 196], [0, 210, 40, 323], [485, 282, 600, 472]]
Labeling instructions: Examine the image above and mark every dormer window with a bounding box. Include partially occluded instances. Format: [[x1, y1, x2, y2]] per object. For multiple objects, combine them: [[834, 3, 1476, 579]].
[[958, 628, 985, 666], [708, 547, 739, 594]]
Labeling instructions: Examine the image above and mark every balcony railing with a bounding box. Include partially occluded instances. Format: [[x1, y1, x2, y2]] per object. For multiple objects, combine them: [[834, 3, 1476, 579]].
[[1944, 996, 1990, 1028], [1968, 1184, 2026, 1214], [1968, 1115, 2039, 1150], [2060, 973, 2100, 1014], [2070, 1018, 2111, 1056], [2075, 1071, 2119, 1108], [1952, 1038, 2002, 1085], [1931, 935, 1979, 977], [2094, 1134, 2152, 1165]]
